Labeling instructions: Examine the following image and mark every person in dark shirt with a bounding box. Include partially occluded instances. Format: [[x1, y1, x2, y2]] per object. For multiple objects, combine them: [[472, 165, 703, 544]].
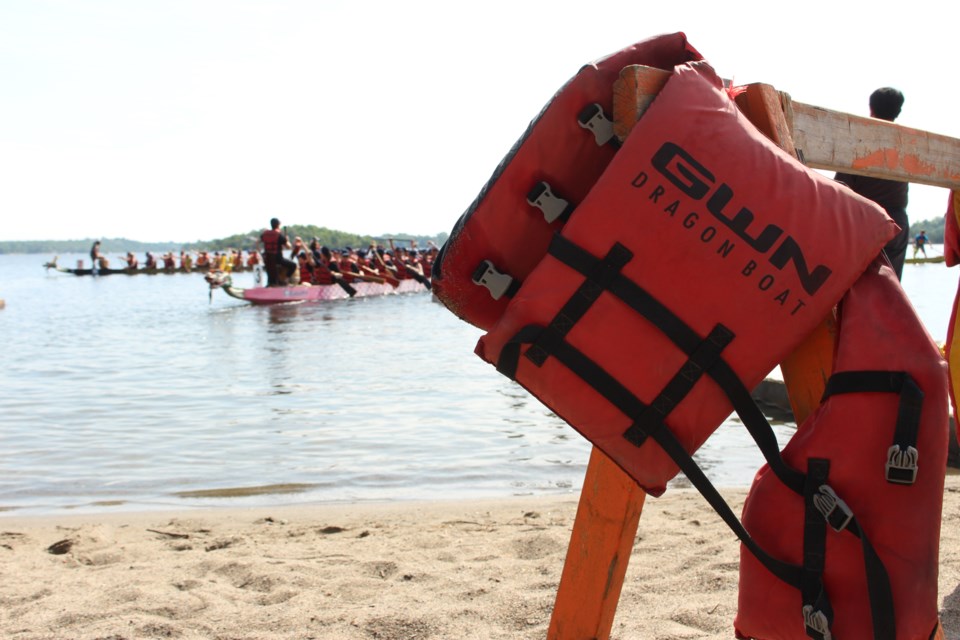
[[257, 217, 295, 286], [835, 87, 909, 280]]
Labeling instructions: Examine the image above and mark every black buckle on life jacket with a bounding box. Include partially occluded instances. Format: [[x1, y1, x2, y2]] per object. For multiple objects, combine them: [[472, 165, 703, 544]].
[[577, 103, 615, 146], [812, 485, 853, 533], [527, 182, 573, 224], [802, 605, 833, 640], [885, 444, 919, 485], [471, 260, 516, 300]]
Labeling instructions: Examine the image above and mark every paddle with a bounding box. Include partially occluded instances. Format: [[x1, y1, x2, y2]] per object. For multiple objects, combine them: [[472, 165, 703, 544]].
[[365, 247, 401, 287], [329, 270, 358, 297], [402, 260, 432, 290]]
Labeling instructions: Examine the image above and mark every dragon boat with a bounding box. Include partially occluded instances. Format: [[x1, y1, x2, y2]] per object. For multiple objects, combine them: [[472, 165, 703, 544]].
[[204, 270, 429, 304], [44, 256, 255, 276]]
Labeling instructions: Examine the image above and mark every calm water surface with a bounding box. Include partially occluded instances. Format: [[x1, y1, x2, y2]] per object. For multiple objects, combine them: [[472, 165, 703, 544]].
[[1, 251, 956, 515]]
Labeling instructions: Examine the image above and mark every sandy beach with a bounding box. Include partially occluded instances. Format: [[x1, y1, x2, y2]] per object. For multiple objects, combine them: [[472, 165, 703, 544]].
[[2, 475, 959, 640]]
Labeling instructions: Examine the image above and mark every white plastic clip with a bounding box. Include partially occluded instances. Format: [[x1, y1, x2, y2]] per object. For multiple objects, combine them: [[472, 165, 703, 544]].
[[813, 485, 853, 532], [885, 444, 919, 485], [471, 260, 515, 300], [578, 103, 615, 146], [527, 182, 572, 224], [802, 605, 832, 640]]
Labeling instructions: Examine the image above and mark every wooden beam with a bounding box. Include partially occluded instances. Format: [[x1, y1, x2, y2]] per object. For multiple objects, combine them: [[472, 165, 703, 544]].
[[614, 65, 960, 190], [787, 97, 960, 189]]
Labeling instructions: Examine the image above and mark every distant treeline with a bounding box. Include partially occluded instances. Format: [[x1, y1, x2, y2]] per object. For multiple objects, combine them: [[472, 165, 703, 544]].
[[0, 227, 449, 255]]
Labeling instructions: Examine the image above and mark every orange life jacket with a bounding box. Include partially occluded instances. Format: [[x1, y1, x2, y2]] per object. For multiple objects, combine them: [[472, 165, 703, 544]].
[[735, 258, 948, 640], [431, 32, 703, 330], [475, 61, 897, 494]]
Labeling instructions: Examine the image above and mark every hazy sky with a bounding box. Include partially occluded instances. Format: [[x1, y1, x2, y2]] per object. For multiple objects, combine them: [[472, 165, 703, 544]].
[[2, 0, 957, 243]]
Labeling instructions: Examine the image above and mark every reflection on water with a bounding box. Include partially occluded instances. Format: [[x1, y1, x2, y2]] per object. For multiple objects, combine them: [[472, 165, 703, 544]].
[[1, 252, 955, 515]]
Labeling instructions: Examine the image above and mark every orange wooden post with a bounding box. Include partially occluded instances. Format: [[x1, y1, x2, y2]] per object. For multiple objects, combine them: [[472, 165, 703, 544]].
[[546, 447, 645, 639]]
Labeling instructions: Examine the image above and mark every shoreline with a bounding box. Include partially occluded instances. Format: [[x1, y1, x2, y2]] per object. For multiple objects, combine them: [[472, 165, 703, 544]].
[[2, 477, 959, 639]]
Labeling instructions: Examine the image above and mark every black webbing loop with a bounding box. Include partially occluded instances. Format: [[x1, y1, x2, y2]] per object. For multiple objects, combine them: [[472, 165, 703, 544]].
[[619, 377, 804, 588], [495, 325, 544, 380], [803, 459, 834, 640], [624, 324, 734, 446], [549, 233, 807, 495], [805, 460, 896, 640], [822, 370, 923, 484], [524, 243, 632, 368], [492, 319, 804, 587], [846, 517, 897, 640]]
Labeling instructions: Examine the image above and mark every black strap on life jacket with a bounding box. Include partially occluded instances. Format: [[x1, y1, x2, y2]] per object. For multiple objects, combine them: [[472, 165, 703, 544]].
[[803, 459, 835, 640], [495, 233, 898, 638], [805, 459, 896, 640], [495, 237, 807, 588], [821, 370, 923, 484], [547, 234, 807, 493]]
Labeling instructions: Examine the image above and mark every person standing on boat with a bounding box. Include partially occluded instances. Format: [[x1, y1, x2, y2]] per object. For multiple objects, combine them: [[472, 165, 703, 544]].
[[835, 87, 909, 280], [89, 240, 108, 273], [257, 217, 295, 286], [914, 230, 929, 258]]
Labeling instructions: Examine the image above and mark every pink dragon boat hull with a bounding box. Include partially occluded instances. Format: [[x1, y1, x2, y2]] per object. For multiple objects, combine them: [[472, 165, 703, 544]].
[[219, 277, 427, 304]]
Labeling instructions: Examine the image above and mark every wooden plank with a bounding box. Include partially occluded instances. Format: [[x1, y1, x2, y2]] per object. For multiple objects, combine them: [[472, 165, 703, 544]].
[[547, 448, 645, 639], [788, 98, 960, 189], [614, 65, 960, 190]]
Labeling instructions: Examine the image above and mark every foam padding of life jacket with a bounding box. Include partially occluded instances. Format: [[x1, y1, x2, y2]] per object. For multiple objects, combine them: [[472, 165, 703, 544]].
[[474, 62, 900, 496], [735, 259, 948, 640], [431, 32, 702, 331]]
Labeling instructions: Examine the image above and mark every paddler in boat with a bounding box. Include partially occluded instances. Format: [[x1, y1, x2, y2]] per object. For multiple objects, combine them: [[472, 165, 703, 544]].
[[144, 251, 158, 270], [195, 251, 210, 269], [124, 252, 139, 270], [293, 240, 314, 284], [180, 251, 192, 271], [162, 252, 177, 271], [308, 240, 337, 285], [338, 247, 363, 281]]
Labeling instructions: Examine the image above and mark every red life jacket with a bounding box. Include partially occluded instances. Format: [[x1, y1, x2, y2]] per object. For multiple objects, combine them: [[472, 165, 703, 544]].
[[735, 258, 948, 640], [474, 61, 897, 494], [312, 261, 335, 285], [261, 229, 282, 255], [431, 32, 703, 331]]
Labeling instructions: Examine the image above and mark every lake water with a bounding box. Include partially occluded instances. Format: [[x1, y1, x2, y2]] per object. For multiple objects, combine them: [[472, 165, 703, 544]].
[[1, 251, 956, 516]]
